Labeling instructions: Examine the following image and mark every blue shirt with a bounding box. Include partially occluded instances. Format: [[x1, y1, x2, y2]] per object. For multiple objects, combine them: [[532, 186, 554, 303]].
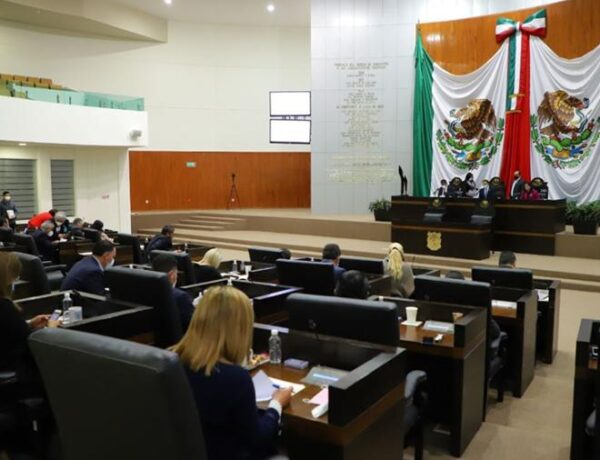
[[185, 363, 279, 460]]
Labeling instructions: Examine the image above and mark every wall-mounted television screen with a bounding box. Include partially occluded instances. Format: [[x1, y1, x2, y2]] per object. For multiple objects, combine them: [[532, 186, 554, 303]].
[[270, 119, 311, 144], [270, 91, 311, 116]]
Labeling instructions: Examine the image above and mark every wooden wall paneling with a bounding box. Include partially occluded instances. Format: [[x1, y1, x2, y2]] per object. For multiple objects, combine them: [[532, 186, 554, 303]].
[[129, 151, 311, 211], [419, 0, 600, 75]]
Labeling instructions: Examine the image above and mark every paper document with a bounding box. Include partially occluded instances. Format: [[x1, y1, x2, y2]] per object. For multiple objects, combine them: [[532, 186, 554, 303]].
[[253, 370, 274, 402], [6, 210, 15, 219], [492, 299, 518, 309], [253, 371, 306, 403], [308, 388, 329, 405], [423, 320, 454, 334], [537, 289, 550, 302]]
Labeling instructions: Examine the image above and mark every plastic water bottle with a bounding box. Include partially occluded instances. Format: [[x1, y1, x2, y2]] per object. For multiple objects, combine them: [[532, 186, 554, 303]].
[[269, 330, 282, 364], [62, 292, 73, 324], [232, 260, 239, 273]]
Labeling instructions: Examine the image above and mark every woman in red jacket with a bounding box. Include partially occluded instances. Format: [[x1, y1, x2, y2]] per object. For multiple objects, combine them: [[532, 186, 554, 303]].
[[520, 182, 541, 201]]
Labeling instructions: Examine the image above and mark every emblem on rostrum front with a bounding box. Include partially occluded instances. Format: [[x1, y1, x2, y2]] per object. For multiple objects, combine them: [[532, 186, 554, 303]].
[[427, 232, 442, 251]]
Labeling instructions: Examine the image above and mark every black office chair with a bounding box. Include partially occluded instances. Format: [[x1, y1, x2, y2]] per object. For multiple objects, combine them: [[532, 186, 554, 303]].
[[15, 251, 66, 294], [531, 177, 549, 199], [116, 233, 143, 264], [12, 233, 41, 257], [105, 266, 183, 348], [276, 259, 336, 295], [83, 228, 101, 243], [149, 249, 196, 286], [28, 328, 208, 460], [0, 227, 13, 243]]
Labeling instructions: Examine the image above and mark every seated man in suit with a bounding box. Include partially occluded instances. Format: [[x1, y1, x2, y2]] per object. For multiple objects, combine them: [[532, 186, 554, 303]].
[[335, 270, 369, 299], [499, 250, 517, 269], [68, 218, 85, 240], [32, 220, 58, 262], [321, 243, 346, 281], [152, 253, 195, 332], [434, 179, 448, 198], [60, 240, 116, 296], [144, 225, 175, 261]]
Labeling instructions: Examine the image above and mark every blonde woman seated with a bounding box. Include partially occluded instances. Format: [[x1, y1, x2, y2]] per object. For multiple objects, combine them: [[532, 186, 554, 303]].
[[171, 286, 291, 460], [384, 243, 415, 298], [193, 248, 223, 283]]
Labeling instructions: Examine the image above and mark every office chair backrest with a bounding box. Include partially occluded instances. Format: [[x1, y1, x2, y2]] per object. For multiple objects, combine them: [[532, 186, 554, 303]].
[[339, 256, 384, 275], [116, 233, 143, 264], [149, 250, 196, 286], [12, 232, 39, 256], [14, 251, 50, 296], [83, 228, 101, 243], [29, 329, 207, 460], [287, 293, 399, 346], [472, 266, 534, 290], [276, 259, 336, 295], [414, 275, 491, 308], [248, 247, 286, 263], [0, 228, 13, 243], [105, 267, 182, 348]]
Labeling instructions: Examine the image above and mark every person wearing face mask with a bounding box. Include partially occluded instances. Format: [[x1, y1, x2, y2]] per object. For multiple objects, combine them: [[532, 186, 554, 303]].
[[0, 191, 18, 231], [152, 253, 195, 332], [510, 170, 525, 199], [60, 240, 116, 296], [51, 211, 71, 240], [32, 220, 59, 262]]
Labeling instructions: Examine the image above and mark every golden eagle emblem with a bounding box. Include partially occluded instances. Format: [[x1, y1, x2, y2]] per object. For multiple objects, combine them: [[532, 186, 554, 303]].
[[426, 232, 442, 252], [531, 90, 598, 168], [436, 99, 504, 170]]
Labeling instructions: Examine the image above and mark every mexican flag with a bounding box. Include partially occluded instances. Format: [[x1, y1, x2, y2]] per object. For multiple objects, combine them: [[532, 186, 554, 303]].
[[413, 34, 509, 196], [529, 37, 600, 202]]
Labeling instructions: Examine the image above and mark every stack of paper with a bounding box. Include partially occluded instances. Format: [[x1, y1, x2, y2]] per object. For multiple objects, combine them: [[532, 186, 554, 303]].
[[252, 370, 306, 403]]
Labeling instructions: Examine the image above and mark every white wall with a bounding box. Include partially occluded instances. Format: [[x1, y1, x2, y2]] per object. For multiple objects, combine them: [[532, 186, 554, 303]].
[[0, 20, 311, 152], [311, 0, 561, 214], [0, 145, 131, 232]]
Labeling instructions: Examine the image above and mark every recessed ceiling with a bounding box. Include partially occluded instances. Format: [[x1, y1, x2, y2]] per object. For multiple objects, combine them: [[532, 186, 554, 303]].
[[111, 0, 310, 27]]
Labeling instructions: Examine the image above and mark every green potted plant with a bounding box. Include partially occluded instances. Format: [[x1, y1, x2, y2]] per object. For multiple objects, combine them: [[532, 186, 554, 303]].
[[565, 200, 600, 235], [368, 198, 391, 222]]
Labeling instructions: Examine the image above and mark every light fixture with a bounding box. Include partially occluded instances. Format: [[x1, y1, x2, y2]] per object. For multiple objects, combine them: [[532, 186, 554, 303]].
[[164, 0, 172, 5], [267, 4, 275, 12], [18, 142, 27, 146]]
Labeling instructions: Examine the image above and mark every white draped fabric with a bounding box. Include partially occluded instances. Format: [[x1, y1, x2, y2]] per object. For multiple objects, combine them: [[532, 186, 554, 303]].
[[529, 37, 600, 203], [429, 41, 509, 195]]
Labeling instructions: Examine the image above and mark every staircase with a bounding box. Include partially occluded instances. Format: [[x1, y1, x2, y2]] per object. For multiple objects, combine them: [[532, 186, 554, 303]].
[[137, 213, 247, 240]]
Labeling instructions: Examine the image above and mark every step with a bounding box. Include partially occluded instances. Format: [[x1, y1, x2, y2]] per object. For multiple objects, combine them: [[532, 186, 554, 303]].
[[187, 215, 247, 223], [176, 222, 227, 231]]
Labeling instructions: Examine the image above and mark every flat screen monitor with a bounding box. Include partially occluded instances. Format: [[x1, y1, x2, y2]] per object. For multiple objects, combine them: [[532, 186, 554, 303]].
[[270, 119, 311, 144], [270, 91, 311, 116], [413, 275, 491, 308], [339, 257, 384, 275], [288, 293, 399, 346], [276, 259, 335, 295], [248, 247, 286, 264], [471, 267, 533, 290]]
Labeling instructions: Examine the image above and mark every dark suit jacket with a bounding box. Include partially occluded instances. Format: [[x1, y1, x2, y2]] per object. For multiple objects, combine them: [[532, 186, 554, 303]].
[[511, 178, 524, 198], [173, 288, 194, 332], [478, 187, 490, 199], [145, 235, 173, 260], [60, 256, 105, 296], [322, 259, 346, 281], [0, 201, 17, 225], [32, 230, 57, 262]]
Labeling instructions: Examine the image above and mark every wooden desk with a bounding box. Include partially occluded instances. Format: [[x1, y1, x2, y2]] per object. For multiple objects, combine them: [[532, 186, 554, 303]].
[[15, 291, 154, 344], [182, 279, 302, 324], [391, 196, 566, 256], [491, 288, 538, 398], [571, 319, 600, 460], [377, 298, 487, 456], [252, 325, 407, 460], [391, 221, 491, 260], [534, 278, 561, 364]]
